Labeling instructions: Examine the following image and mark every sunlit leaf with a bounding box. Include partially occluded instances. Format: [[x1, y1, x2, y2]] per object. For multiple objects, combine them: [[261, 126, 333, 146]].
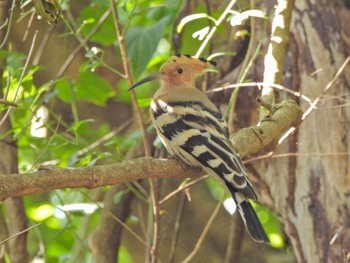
[[80, 60, 103, 73], [45, 217, 62, 229], [207, 51, 236, 60], [177, 13, 217, 33], [235, 29, 250, 37], [192, 26, 210, 40], [118, 246, 135, 263], [78, 154, 93, 166], [269, 233, 285, 248], [178, 178, 191, 189], [29, 204, 54, 221], [258, 210, 269, 224], [229, 10, 266, 27], [136, 97, 152, 108]]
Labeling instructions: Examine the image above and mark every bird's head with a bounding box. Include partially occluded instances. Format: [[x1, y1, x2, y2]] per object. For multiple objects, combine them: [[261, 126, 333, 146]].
[[129, 54, 216, 90]]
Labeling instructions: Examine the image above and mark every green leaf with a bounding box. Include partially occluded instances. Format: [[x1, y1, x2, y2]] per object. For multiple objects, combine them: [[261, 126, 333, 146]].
[[136, 97, 152, 108], [56, 78, 74, 103], [176, 4, 215, 55], [78, 154, 93, 166], [113, 191, 125, 204], [67, 119, 95, 133], [124, 17, 170, 76], [118, 246, 136, 263], [177, 13, 217, 33], [28, 203, 54, 222], [78, 5, 116, 45], [75, 72, 115, 105]]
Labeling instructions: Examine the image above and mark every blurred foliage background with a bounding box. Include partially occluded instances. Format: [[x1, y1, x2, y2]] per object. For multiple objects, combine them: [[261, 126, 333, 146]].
[[0, 0, 297, 262]]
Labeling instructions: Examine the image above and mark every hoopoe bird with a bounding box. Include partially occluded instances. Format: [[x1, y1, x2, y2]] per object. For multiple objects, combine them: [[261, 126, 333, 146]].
[[129, 54, 270, 243]]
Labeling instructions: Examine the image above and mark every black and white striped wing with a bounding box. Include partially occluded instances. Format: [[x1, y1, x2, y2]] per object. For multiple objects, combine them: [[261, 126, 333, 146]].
[[151, 98, 257, 200]]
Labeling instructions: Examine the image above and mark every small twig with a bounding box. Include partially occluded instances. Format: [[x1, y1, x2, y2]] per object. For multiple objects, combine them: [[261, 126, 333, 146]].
[[301, 56, 350, 121], [3, 69, 10, 99], [226, 3, 262, 121], [34, 116, 135, 168], [0, 99, 17, 107], [109, 1, 151, 156], [224, 215, 245, 263], [0, 224, 41, 245], [277, 55, 350, 146], [56, 9, 111, 78], [329, 226, 343, 245], [10, 30, 38, 101], [22, 12, 35, 42], [182, 195, 224, 263], [27, 117, 61, 173], [32, 25, 56, 65], [195, 0, 237, 57], [77, 116, 135, 156], [109, 2, 157, 262], [0, 30, 38, 129], [0, 18, 8, 30], [0, 0, 15, 49], [208, 82, 313, 105], [159, 175, 209, 205], [106, 208, 149, 248], [244, 151, 350, 164], [257, 96, 273, 110], [168, 192, 187, 263], [227, 43, 262, 124]]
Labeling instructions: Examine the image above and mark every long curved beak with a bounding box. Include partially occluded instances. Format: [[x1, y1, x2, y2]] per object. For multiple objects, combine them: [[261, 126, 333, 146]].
[[128, 73, 164, 91]]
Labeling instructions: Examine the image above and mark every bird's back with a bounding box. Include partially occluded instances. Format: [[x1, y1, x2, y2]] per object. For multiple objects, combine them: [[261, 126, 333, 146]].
[[150, 87, 257, 200]]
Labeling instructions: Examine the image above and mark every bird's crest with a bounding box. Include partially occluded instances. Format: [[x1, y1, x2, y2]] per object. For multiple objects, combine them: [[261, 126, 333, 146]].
[[162, 54, 217, 72], [129, 54, 217, 90], [174, 54, 217, 67]]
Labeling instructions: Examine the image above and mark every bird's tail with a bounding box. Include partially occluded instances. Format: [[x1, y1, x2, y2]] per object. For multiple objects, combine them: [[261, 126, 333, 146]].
[[230, 190, 270, 243]]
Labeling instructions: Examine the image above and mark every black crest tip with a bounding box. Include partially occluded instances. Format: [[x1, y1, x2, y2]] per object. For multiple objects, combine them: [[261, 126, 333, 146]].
[[208, 60, 217, 67], [199, 57, 207, 63], [199, 57, 217, 67]]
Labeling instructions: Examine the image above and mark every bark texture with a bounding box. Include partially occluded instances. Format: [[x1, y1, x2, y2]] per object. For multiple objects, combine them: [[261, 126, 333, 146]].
[[256, 1, 350, 262], [89, 185, 134, 263]]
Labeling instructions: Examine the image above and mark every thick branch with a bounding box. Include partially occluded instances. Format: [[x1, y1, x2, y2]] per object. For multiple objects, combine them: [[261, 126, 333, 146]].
[[262, 0, 295, 103], [0, 158, 202, 201], [0, 100, 302, 201], [232, 99, 302, 156]]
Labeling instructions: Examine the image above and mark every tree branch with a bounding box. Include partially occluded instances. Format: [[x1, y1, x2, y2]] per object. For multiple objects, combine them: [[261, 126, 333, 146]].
[[0, 158, 202, 201], [0, 99, 302, 201], [262, 0, 295, 104], [231, 99, 302, 156]]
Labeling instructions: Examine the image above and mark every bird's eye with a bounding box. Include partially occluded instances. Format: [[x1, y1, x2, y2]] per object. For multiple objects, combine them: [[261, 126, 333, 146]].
[[177, 68, 183, 74]]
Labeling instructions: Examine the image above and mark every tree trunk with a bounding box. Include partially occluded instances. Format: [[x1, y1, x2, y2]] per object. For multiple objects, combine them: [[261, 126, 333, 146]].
[[0, 1, 29, 262], [257, 1, 350, 262]]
